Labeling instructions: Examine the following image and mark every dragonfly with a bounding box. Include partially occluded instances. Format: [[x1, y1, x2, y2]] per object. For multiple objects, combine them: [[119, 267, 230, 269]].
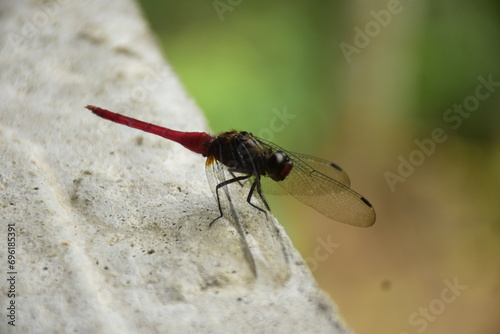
[[85, 105, 376, 227]]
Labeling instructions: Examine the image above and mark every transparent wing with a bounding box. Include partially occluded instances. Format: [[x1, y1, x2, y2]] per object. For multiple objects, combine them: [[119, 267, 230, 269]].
[[260, 151, 351, 196], [256, 138, 376, 227], [285, 152, 351, 187], [205, 156, 291, 280], [205, 156, 264, 215], [256, 138, 350, 187], [205, 156, 231, 211]]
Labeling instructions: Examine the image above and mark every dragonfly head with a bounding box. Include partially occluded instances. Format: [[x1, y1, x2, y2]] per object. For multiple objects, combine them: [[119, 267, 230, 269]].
[[266, 151, 293, 181]]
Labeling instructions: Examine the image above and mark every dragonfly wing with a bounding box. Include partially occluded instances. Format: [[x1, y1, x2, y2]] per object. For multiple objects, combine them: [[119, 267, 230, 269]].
[[205, 156, 262, 211], [277, 158, 375, 226], [255, 137, 350, 187], [205, 156, 223, 202], [285, 152, 351, 187], [261, 152, 351, 197], [255, 137, 374, 226], [205, 156, 238, 206]]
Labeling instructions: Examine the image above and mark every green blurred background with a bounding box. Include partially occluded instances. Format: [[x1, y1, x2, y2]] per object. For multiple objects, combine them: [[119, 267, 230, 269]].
[[137, 1, 500, 333]]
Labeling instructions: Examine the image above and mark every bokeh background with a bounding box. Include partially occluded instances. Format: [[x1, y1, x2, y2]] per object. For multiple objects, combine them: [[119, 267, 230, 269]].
[[137, 1, 500, 333]]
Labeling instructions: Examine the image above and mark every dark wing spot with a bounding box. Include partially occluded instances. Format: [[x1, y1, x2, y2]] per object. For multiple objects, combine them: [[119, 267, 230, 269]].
[[360, 197, 373, 207], [330, 162, 343, 171]]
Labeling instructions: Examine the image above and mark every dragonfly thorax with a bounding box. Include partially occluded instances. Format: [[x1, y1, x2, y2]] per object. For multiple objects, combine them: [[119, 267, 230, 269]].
[[208, 131, 292, 181]]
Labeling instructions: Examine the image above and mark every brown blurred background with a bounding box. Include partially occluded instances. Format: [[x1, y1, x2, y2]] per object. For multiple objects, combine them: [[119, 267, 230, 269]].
[[138, 1, 500, 333]]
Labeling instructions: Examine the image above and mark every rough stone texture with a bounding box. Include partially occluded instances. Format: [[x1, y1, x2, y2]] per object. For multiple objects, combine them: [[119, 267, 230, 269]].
[[0, 1, 352, 333]]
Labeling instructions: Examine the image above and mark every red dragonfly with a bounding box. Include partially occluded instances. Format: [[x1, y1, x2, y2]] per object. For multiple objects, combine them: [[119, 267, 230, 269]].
[[85, 105, 376, 227]]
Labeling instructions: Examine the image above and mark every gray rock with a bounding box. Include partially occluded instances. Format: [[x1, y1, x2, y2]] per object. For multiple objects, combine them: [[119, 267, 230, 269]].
[[0, 1, 352, 333]]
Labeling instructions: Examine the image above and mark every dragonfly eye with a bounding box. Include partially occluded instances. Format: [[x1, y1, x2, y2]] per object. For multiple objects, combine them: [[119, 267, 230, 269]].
[[267, 152, 293, 181]]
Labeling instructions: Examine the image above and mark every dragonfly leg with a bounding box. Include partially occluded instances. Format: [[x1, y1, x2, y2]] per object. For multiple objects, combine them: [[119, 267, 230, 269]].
[[209, 174, 252, 227], [246, 177, 270, 214], [255, 177, 270, 211], [229, 170, 246, 187]]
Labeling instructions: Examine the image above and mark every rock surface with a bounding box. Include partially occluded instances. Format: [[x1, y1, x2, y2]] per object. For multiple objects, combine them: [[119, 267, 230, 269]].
[[0, 1, 351, 333]]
